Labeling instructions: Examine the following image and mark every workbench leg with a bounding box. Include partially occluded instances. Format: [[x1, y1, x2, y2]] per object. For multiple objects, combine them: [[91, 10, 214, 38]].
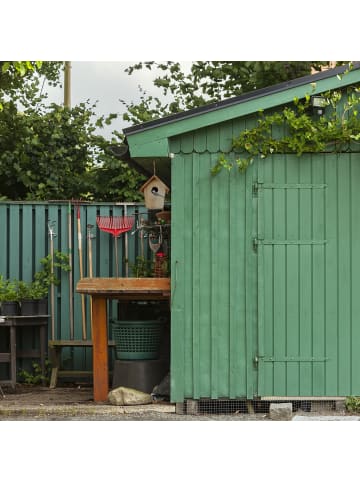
[[40, 325, 46, 386], [48, 345, 60, 389], [10, 326, 16, 389], [92, 297, 108, 402]]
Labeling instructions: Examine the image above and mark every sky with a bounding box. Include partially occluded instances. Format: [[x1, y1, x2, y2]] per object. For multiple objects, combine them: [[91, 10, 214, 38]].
[[45, 61, 191, 139]]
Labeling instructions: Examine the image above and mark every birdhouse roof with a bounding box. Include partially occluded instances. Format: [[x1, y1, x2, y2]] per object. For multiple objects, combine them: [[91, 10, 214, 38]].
[[140, 175, 170, 193]]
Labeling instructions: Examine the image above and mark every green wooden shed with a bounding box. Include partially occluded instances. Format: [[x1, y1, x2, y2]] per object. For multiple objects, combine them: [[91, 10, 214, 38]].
[[124, 63, 360, 403]]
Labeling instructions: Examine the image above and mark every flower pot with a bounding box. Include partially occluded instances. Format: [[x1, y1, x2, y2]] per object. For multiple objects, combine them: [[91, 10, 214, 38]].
[[37, 298, 48, 315], [1, 301, 20, 316], [20, 299, 39, 316]]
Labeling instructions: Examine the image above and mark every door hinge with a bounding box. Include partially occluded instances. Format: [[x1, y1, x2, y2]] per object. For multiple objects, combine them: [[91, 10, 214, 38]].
[[252, 237, 263, 252], [252, 181, 263, 197]]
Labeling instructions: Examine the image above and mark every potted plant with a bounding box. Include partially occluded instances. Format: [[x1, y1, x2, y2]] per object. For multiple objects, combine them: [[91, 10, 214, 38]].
[[17, 280, 48, 316], [0, 277, 20, 315]]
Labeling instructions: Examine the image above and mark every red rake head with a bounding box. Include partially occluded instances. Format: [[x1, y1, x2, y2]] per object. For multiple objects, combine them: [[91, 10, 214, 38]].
[[96, 215, 134, 237]]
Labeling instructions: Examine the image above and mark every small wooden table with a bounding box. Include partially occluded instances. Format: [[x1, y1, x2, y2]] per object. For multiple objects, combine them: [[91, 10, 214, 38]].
[[0, 315, 49, 388], [76, 277, 170, 402]]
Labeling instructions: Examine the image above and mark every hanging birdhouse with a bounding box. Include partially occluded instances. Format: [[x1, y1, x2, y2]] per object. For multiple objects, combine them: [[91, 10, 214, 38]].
[[140, 174, 170, 210]]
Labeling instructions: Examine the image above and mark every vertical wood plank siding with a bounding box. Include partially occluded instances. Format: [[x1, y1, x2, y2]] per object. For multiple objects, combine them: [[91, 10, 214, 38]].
[[170, 122, 360, 400], [170, 124, 251, 401], [0, 202, 146, 374], [257, 152, 360, 397]]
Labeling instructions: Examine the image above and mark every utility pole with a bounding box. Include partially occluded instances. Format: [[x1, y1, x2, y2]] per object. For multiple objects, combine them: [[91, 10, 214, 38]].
[[64, 61, 71, 108]]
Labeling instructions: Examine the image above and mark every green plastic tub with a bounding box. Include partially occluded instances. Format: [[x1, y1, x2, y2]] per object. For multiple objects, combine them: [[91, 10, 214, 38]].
[[111, 319, 165, 360]]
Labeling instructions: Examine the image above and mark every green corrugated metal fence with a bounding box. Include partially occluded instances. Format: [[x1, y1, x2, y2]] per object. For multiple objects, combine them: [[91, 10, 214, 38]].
[[0, 201, 148, 376]]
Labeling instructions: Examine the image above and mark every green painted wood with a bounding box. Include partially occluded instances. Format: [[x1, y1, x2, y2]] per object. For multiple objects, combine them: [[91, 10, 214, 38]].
[[182, 154, 194, 398], [180, 131, 194, 154], [260, 157, 273, 395], [298, 156, 312, 395], [229, 162, 246, 398], [198, 153, 212, 396], [216, 167, 231, 397], [192, 153, 200, 399], [284, 155, 299, 396], [273, 156, 287, 395], [219, 121, 233, 154], [324, 155, 338, 395], [257, 152, 360, 397], [337, 154, 351, 393], [193, 128, 207, 153], [170, 145, 250, 401], [170, 153, 186, 401], [350, 154, 360, 394], [311, 155, 325, 395], [210, 155, 220, 398]]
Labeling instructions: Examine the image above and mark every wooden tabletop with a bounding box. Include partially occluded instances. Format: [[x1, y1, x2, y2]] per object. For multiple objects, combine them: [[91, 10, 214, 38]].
[[76, 277, 171, 299]]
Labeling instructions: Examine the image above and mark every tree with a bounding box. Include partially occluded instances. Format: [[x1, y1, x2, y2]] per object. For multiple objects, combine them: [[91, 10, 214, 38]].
[[0, 61, 144, 201], [0, 61, 62, 110], [122, 61, 341, 125]]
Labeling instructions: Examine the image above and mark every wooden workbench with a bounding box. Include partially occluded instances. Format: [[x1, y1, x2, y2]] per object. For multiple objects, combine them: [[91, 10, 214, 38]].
[[76, 277, 170, 402], [0, 315, 49, 388]]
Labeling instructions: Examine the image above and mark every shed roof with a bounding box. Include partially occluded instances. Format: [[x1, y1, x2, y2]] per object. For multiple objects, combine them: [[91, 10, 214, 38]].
[[124, 63, 360, 180]]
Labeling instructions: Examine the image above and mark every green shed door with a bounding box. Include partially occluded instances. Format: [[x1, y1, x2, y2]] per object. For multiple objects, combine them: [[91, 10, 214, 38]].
[[256, 153, 360, 398]]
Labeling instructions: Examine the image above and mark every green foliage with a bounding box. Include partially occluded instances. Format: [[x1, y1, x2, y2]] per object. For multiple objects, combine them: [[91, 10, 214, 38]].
[[345, 396, 360, 413], [211, 84, 360, 175], [122, 61, 340, 125], [0, 61, 144, 201], [0, 277, 20, 302], [0, 251, 70, 302], [18, 360, 51, 385], [34, 251, 71, 292], [128, 256, 154, 278]]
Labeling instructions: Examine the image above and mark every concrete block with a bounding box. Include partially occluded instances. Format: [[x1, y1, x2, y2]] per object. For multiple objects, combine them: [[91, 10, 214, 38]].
[[187, 400, 199, 415], [108, 386, 152, 406], [335, 400, 347, 412], [269, 402, 293, 420]]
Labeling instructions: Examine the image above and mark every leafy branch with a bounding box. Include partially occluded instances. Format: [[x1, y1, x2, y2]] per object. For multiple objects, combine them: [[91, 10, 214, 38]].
[[211, 84, 360, 175]]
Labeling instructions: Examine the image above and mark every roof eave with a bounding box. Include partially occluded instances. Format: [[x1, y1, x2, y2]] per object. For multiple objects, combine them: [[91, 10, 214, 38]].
[[125, 63, 360, 158]]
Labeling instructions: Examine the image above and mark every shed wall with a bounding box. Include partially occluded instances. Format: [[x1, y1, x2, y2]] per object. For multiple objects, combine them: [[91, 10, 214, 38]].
[[170, 125, 360, 401], [169, 121, 258, 402]]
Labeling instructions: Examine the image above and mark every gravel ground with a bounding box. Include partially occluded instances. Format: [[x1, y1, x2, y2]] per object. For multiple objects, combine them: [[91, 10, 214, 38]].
[[0, 384, 357, 421]]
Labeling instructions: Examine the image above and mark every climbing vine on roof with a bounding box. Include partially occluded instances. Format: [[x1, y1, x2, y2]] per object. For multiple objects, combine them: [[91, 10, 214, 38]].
[[211, 83, 360, 176]]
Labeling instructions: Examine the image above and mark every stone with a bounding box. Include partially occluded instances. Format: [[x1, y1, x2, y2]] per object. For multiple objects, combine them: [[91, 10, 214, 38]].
[[108, 386, 152, 406], [269, 402, 293, 420], [151, 372, 170, 401]]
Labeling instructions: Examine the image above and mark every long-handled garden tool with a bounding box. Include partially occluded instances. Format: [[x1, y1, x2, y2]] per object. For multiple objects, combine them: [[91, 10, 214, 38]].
[[47, 220, 57, 340], [74, 201, 87, 340], [87, 224, 95, 334], [96, 215, 134, 277], [68, 201, 74, 340]]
